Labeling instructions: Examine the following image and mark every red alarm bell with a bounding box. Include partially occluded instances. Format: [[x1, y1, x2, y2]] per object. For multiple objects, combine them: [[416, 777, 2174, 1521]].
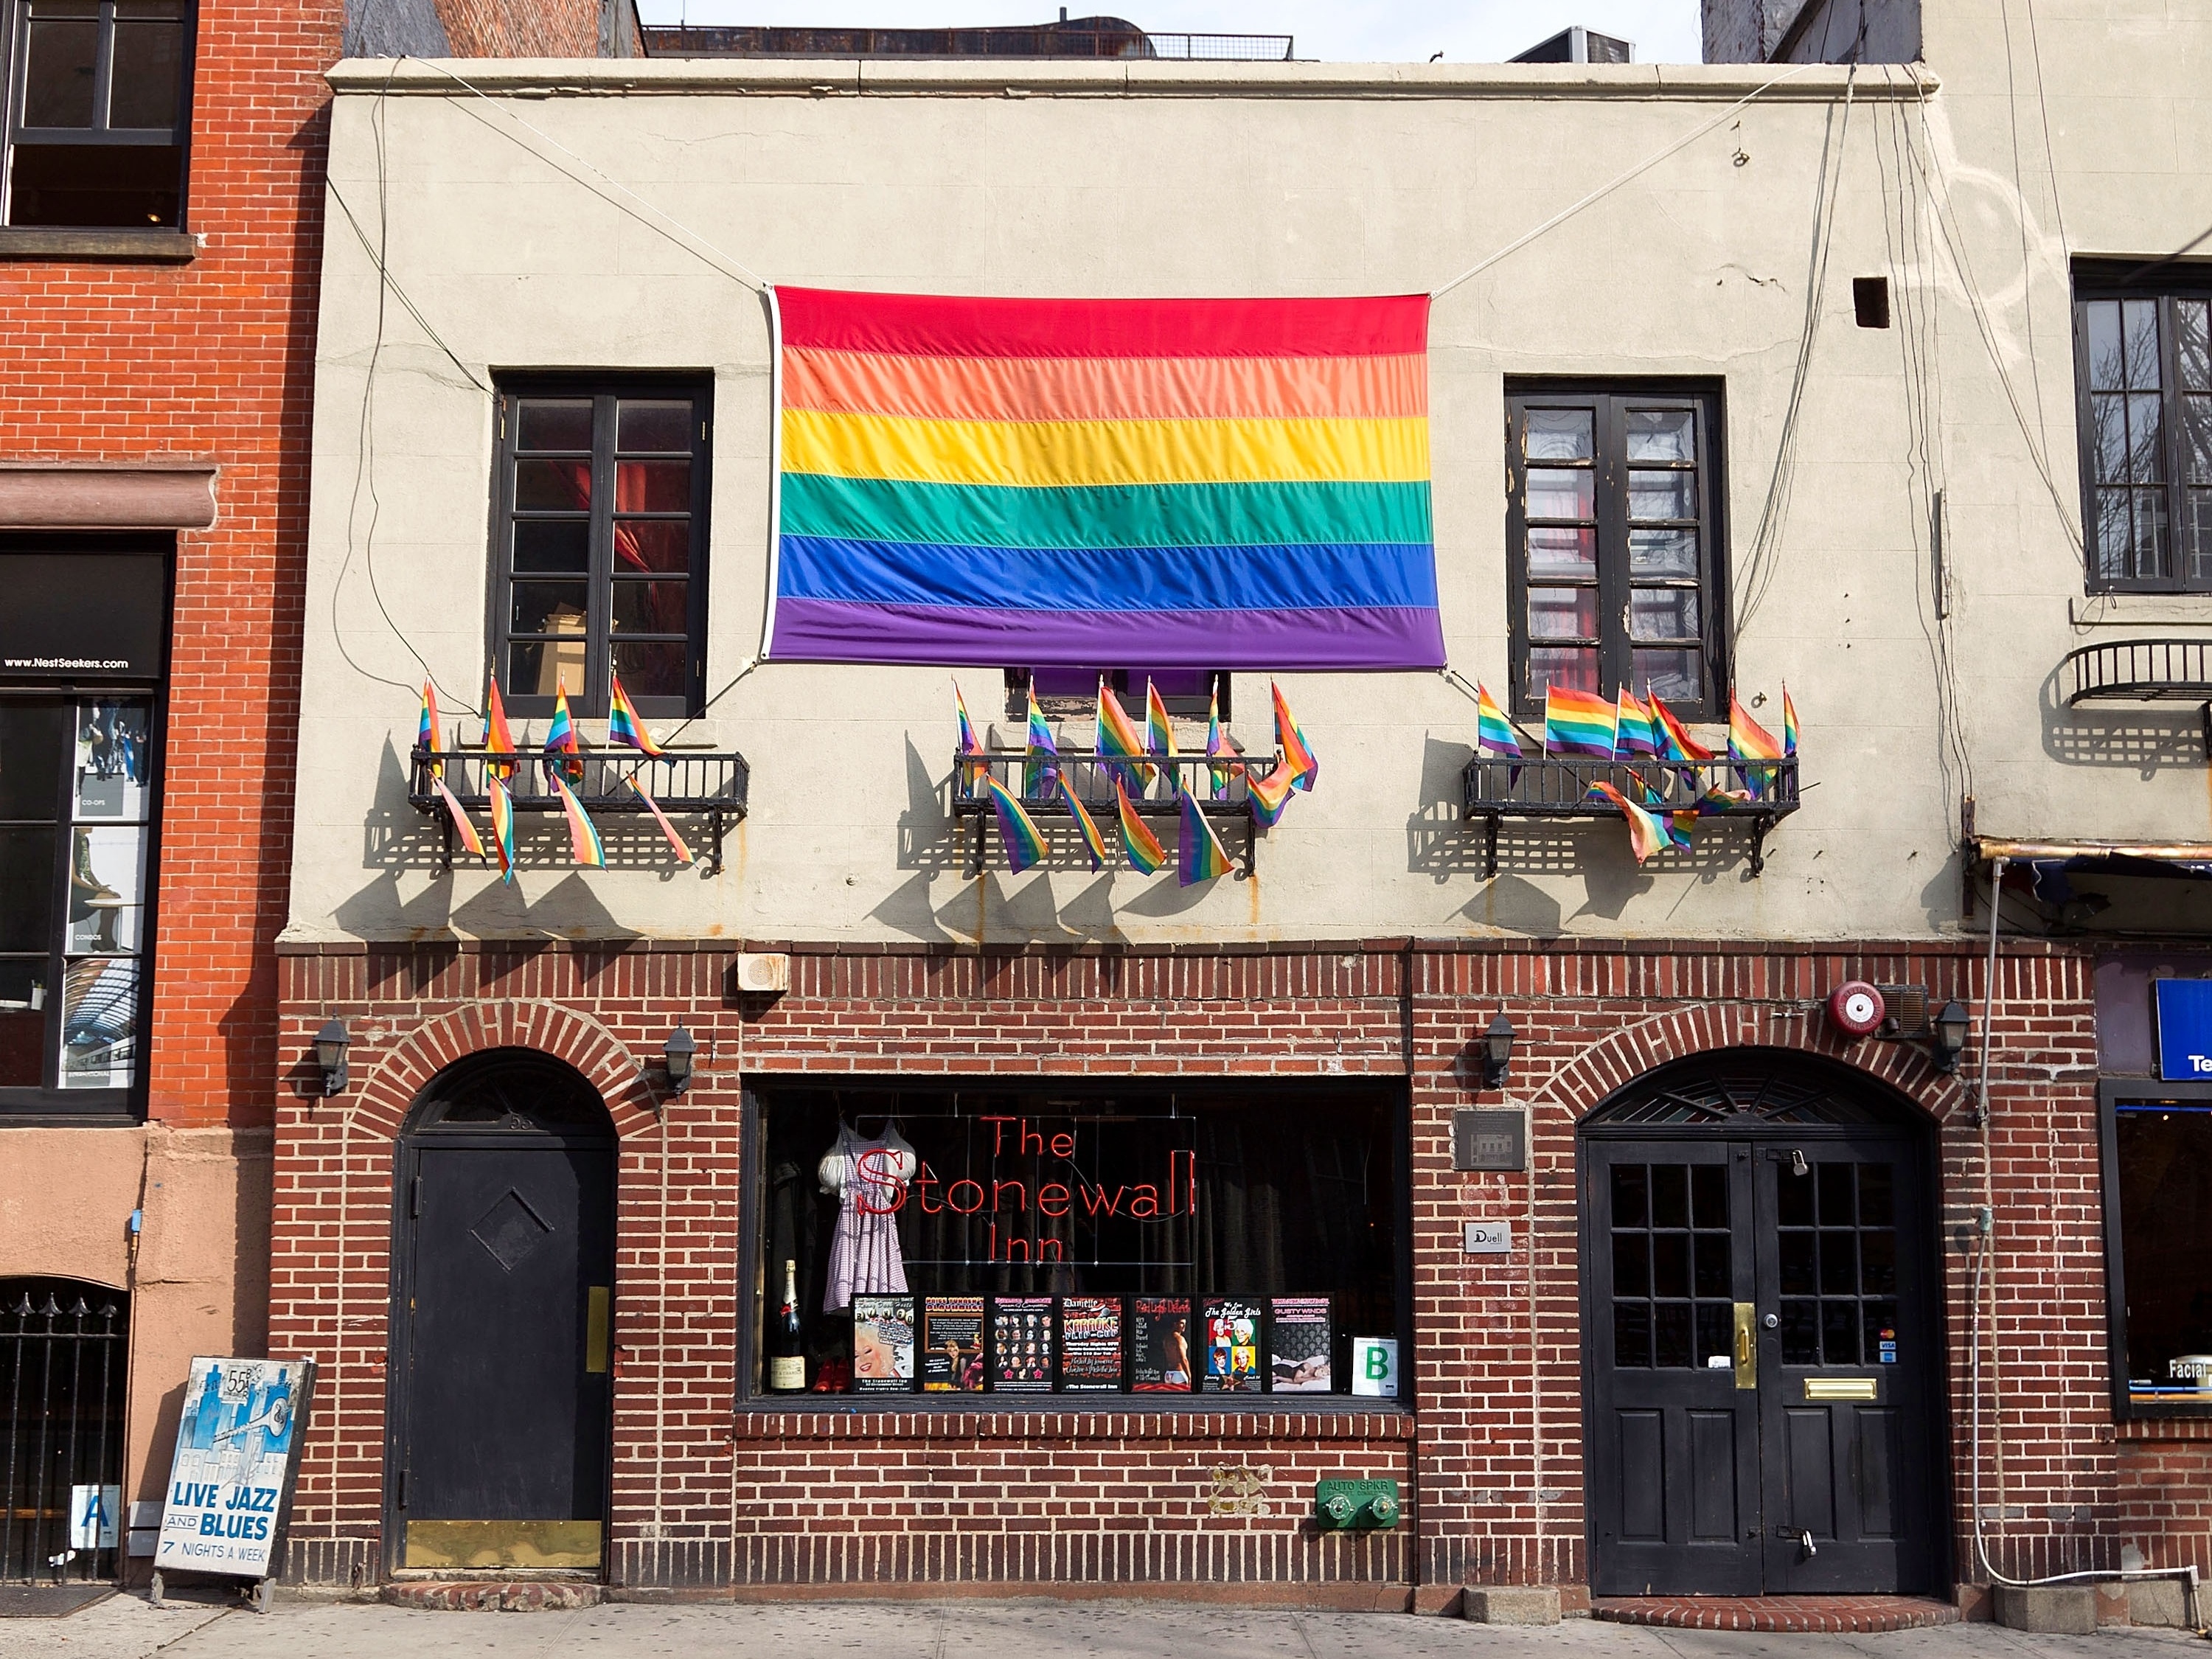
[[1826, 981, 1886, 1038]]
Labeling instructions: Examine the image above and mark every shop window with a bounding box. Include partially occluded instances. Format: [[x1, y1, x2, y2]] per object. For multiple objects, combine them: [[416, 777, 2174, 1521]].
[[1504, 384, 1728, 720], [0, 696, 156, 1111], [490, 380, 711, 720], [750, 1082, 1405, 1402], [2073, 271, 2212, 592], [2103, 1080, 2212, 1415], [2, 0, 193, 229]]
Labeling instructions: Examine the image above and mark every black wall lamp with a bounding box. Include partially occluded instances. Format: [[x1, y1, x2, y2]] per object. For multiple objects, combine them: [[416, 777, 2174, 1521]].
[[663, 1025, 697, 1095], [313, 1020, 350, 1096], [1932, 1000, 1971, 1074], [1481, 1014, 1516, 1090]]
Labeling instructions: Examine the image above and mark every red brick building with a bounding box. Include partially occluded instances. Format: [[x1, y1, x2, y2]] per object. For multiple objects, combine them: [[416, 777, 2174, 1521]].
[[0, 0, 636, 1594]]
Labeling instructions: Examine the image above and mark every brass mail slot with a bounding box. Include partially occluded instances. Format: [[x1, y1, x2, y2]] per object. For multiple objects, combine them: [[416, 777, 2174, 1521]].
[[1804, 1376, 1879, 1401]]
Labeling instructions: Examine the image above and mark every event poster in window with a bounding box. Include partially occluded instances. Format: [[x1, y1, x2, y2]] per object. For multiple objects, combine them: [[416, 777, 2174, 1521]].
[[1202, 1297, 1262, 1392], [1270, 1297, 1333, 1392], [1130, 1296, 1194, 1392], [850, 1295, 916, 1394], [921, 1296, 985, 1393], [1058, 1296, 1124, 1391], [989, 1297, 1054, 1392]]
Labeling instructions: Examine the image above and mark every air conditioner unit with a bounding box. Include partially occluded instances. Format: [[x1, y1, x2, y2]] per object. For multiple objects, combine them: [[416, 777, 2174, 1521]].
[[735, 952, 790, 994]]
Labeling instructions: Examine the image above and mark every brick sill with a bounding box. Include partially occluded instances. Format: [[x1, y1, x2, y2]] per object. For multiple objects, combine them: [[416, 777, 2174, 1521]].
[[0, 226, 196, 262], [732, 1405, 1416, 1441], [2115, 1415, 2212, 1439]]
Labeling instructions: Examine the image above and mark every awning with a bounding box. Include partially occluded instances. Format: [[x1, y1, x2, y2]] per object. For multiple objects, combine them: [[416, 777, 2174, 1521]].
[[1964, 837, 2212, 905]]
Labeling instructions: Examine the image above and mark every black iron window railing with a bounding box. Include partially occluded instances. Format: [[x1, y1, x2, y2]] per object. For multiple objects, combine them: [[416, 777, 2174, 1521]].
[[2, 1284, 126, 1588], [2065, 637, 2212, 704], [1462, 754, 1799, 877], [407, 747, 748, 874], [948, 750, 1284, 877]]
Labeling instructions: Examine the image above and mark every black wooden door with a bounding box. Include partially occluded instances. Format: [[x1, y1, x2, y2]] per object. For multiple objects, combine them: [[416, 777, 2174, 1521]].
[[1756, 1140, 1936, 1593], [394, 1133, 614, 1571], [1585, 1125, 1938, 1596]]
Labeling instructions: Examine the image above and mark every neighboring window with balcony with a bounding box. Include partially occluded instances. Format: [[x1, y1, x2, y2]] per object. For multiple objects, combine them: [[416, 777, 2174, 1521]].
[[2075, 275, 2212, 592], [1, 0, 192, 229], [490, 380, 712, 720], [1505, 385, 1728, 720]]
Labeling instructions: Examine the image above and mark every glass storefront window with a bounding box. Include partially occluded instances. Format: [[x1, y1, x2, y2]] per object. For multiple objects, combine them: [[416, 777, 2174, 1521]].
[[751, 1082, 1404, 1401], [0, 697, 154, 1105], [2111, 1097, 2212, 1411]]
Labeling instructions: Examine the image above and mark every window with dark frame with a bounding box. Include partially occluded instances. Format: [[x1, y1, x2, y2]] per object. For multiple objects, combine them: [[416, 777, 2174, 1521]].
[[1505, 386, 1727, 721], [491, 382, 711, 720], [2073, 276, 2212, 593], [2102, 1082, 2212, 1416], [748, 1080, 1406, 1403], [0, 695, 156, 1108], [1, 0, 192, 229]]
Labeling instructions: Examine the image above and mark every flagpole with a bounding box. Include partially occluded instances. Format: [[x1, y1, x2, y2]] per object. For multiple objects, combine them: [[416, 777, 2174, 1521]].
[[759, 282, 785, 664]]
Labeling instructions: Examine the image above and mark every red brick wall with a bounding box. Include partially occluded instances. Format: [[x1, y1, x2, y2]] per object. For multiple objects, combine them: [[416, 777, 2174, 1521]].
[[268, 935, 2193, 1596], [0, 1, 349, 1128], [434, 0, 630, 56]]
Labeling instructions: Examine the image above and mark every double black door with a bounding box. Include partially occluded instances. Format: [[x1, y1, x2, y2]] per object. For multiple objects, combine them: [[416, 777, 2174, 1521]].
[[390, 1115, 614, 1573], [1584, 1130, 1940, 1596]]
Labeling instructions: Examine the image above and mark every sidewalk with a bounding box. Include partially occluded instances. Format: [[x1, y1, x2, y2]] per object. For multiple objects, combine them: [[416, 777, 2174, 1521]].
[[5, 1594, 2206, 1659]]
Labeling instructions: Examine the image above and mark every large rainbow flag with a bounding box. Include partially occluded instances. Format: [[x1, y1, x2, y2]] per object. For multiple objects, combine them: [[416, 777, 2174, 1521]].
[[768, 289, 1442, 669]]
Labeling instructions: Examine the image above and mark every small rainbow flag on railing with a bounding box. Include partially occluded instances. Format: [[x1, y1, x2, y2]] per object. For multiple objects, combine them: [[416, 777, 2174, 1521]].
[[986, 775, 1048, 874], [1543, 686, 1618, 760], [1206, 683, 1234, 800], [1588, 779, 1667, 864], [1178, 793, 1234, 886], [625, 775, 693, 864], [486, 773, 516, 882], [1116, 779, 1167, 874], [545, 681, 585, 785], [768, 288, 1441, 671], [1782, 685, 1799, 757], [1096, 679, 1152, 793], [1615, 690, 1660, 760], [1147, 680, 1180, 797], [608, 671, 665, 757], [1248, 757, 1297, 829], [484, 678, 518, 777], [1272, 681, 1318, 790], [1729, 695, 1783, 799], [1023, 684, 1059, 800], [417, 682, 485, 861], [953, 680, 984, 797], [1060, 777, 1109, 870], [549, 771, 605, 868]]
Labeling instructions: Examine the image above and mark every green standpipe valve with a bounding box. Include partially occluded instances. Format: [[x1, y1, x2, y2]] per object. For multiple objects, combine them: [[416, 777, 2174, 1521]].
[[1320, 1492, 1358, 1526], [1313, 1478, 1402, 1529], [1366, 1491, 1399, 1527]]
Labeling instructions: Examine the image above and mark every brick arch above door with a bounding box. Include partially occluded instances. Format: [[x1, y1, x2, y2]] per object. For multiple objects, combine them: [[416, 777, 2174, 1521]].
[[1526, 1003, 1970, 1130], [345, 1001, 657, 1141]]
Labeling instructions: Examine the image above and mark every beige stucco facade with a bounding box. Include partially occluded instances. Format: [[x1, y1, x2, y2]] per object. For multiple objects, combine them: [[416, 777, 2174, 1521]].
[[287, 5, 2212, 950]]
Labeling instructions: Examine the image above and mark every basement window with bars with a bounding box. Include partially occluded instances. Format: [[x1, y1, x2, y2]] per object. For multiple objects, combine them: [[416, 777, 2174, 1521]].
[[747, 1080, 1408, 1405], [490, 381, 712, 721], [1, 0, 193, 229], [2075, 273, 2212, 592]]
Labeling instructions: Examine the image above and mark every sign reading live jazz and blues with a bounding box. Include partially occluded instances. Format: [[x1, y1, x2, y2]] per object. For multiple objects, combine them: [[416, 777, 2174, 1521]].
[[153, 1357, 315, 1580], [766, 288, 1442, 671], [2155, 978, 2212, 1081]]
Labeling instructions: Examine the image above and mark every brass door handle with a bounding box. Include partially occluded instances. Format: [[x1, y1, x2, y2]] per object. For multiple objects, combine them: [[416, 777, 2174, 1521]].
[[1733, 1302, 1757, 1391]]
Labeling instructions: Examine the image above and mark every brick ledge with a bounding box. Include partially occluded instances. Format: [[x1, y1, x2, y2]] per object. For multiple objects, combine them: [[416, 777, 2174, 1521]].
[[731, 1408, 1414, 1441], [2115, 1416, 2212, 1440]]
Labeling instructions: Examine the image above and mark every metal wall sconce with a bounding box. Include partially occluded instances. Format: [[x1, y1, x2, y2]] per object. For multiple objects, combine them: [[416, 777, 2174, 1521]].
[[1932, 1000, 1971, 1074], [663, 1025, 697, 1095], [313, 1020, 350, 1096], [1481, 1014, 1516, 1090]]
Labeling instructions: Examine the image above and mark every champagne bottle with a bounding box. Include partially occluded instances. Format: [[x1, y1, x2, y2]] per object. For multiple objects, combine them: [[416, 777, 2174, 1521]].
[[767, 1258, 807, 1393]]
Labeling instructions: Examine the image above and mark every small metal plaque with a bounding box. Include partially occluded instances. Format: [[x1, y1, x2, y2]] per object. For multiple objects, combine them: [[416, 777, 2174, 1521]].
[[1804, 1376, 1879, 1401], [1462, 1221, 1512, 1255], [1452, 1107, 1527, 1172]]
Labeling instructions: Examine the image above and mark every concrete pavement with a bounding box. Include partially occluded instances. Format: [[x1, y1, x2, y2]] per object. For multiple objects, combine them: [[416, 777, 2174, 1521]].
[[4, 1594, 2207, 1659]]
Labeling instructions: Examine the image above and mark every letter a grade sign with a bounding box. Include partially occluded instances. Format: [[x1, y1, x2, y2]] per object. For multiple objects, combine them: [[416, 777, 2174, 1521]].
[[153, 1357, 316, 1580]]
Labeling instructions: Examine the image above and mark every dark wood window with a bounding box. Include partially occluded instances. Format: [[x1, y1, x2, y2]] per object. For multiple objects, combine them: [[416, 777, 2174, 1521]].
[[491, 380, 711, 720], [1505, 386, 1727, 720], [2074, 276, 2212, 591], [1, 0, 192, 229]]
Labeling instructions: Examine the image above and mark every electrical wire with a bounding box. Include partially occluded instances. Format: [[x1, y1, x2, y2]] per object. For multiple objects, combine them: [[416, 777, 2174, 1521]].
[[1734, 63, 1856, 636], [1428, 63, 1823, 301]]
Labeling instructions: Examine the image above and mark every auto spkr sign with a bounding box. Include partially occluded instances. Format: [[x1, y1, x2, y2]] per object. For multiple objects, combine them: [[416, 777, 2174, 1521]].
[[153, 1357, 314, 1580], [2154, 979, 2212, 1082]]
